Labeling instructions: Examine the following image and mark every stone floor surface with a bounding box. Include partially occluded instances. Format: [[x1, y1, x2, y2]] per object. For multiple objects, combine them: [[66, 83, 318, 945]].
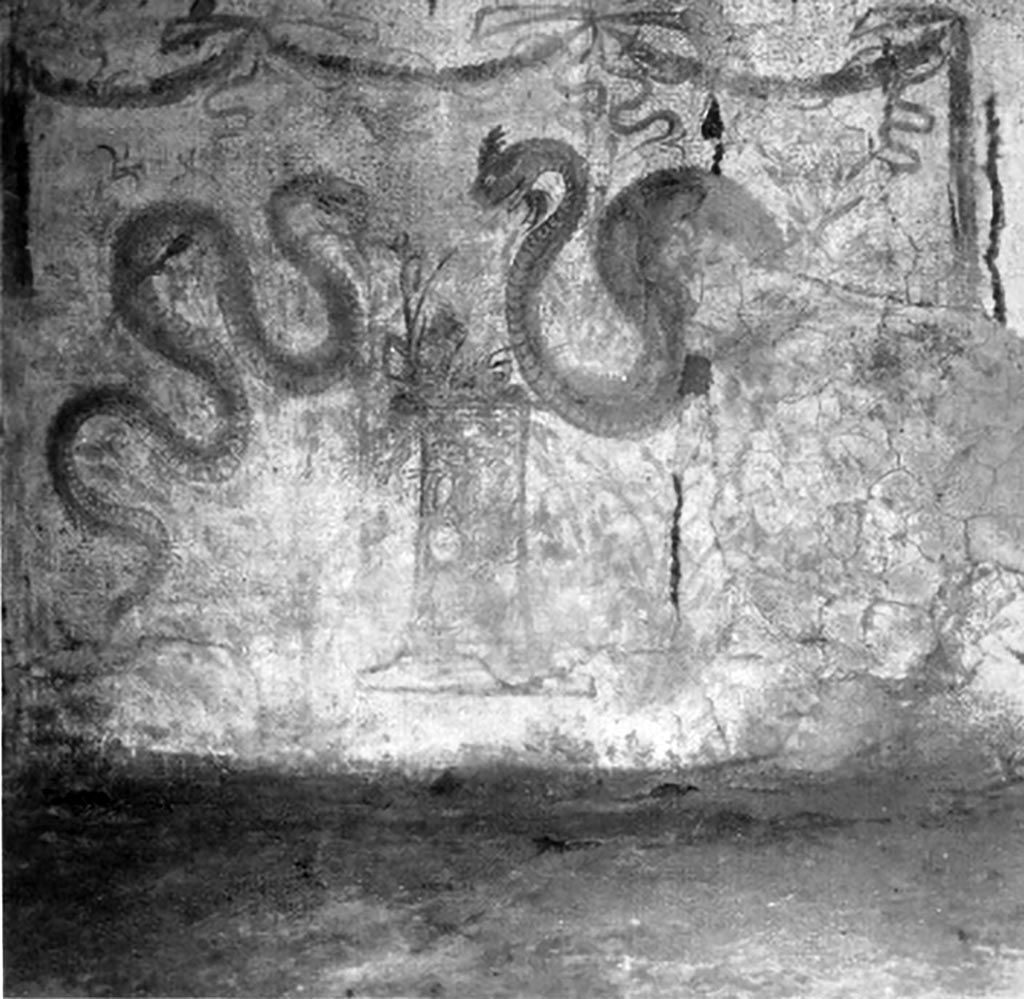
[[4, 758, 1024, 997]]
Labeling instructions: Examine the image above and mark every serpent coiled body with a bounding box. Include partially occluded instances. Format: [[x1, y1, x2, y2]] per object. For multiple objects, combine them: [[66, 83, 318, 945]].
[[47, 175, 368, 633], [472, 130, 705, 438]]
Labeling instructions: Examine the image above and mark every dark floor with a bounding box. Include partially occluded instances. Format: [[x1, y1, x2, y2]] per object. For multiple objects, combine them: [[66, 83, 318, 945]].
[[4, 757, 1024, 998]]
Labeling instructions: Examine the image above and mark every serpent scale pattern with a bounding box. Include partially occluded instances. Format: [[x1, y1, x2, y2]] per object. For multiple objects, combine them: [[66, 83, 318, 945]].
[[472, 128, 704, 438]]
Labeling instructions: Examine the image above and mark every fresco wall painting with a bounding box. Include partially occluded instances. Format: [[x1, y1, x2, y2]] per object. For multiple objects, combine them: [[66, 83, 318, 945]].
[[3, 0, 1023, 768]]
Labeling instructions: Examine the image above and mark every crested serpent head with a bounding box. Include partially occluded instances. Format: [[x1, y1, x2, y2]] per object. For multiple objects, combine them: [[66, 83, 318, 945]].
[[470, 128, 586, 231], [478, 124, 506, 174], [470, 125, 526, 210]]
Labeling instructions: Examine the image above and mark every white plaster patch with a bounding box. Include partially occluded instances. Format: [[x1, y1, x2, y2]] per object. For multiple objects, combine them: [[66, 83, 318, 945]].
[[968, 591, 1024, 711], [861, 600, 936, 679], [968, 517, 1024, 574]]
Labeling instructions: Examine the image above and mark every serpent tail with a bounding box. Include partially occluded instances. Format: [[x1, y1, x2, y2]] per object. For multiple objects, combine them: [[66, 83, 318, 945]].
[[46, 387, 173, 631]]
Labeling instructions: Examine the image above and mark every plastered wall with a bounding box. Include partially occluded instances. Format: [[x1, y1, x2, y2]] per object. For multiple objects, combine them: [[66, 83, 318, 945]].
[[3, 0, 1023, 774]]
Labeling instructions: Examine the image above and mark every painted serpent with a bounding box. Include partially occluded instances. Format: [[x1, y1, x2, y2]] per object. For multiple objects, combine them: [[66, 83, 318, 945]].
[[471, 127, 783, 437], [46, 174, 369, 634]]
